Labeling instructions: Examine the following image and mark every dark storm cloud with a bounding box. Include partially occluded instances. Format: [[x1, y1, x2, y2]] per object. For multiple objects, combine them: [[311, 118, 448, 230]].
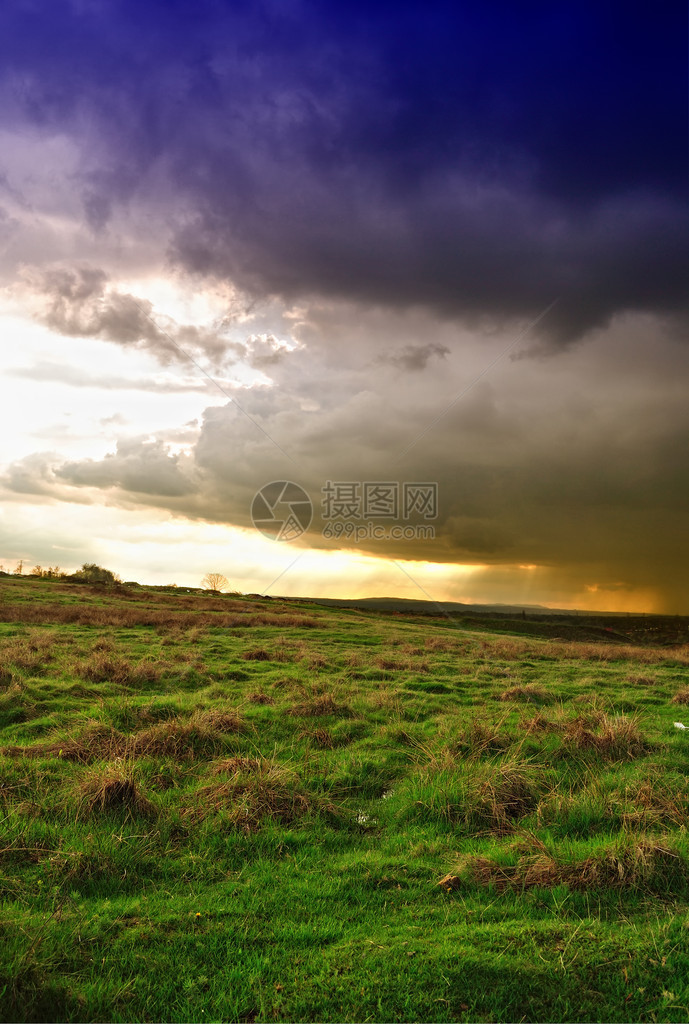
[[0, 0, 686, 344]]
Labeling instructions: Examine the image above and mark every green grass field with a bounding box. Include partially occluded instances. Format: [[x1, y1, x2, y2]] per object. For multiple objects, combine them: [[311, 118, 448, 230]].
[[2, 576, 689, 1022]]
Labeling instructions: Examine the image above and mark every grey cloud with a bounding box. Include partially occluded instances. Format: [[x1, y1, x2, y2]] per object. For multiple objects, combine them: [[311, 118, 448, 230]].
[[378, 343, 450, 372], [21, 265, 246, 366], [55, 437, 198, 498], [3, 452, 61, 495]]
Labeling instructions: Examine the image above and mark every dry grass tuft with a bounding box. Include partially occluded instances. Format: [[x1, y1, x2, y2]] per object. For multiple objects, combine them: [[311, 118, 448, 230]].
[[440, 839, 681, 892], [382, 725, 417, 746], [671, 688, 689, 705], [370, 690, 403, 714], [400, 644, 425, 656], [77, 762, 156, 817], [127, 719, 230, 759], [619, 778, 689, 829], [499, 683, 551, 704], [247, 692, 275, 705], [414, 752, 547, 831], [3, 724, 127, 763], [212, 756, 263, 775], [472, 758, 545, 827], [189, 757, 325, 831], [452, 718, 514, 756], [287, 694, 353, 718], [299, 727, 335, 749], [76, 653, 162, 687], [425, 637, 458, 653], [0, 665, 16, 686], [242, 648, 273, 662], [519, 712, 564, 735], [3, 709, 242, 762], [191, 709, 245, 733], [376, 657, 402, 671], [562, 712, 647, 760]]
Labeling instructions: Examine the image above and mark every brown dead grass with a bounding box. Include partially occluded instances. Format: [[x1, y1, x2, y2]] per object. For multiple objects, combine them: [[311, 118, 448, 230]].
[[399, 644, 425, 656], [672, 688, 689, 705], [2, 633, 56, 673], [247, 692, 276, 705], [369, 690, 403, 715], [439, 839, 681, 892], [473, 634, 689, 666], [0, 600, 321, 631], [543, 640, 689, 665]]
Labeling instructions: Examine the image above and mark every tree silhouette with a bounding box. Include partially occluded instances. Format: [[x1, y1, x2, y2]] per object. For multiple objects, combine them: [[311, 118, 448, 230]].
[[201, 573, 228, 594]]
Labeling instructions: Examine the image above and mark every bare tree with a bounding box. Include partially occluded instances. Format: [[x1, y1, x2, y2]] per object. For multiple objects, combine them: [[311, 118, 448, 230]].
[[201, 572, 229, 594]]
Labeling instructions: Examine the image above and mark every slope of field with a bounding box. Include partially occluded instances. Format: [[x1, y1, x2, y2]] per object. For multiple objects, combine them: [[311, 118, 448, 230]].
[[1, 577, 689, 1022]]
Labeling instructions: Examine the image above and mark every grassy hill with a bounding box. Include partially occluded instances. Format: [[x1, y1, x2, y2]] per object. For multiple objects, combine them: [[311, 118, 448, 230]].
[[1, 576, 689, 1022]]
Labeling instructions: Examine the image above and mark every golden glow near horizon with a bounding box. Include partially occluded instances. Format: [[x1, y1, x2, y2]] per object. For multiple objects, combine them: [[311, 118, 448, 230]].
[[0, 498, 662, 614]]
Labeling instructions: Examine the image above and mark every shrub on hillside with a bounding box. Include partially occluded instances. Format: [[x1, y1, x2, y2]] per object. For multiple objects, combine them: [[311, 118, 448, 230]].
[[67, 563, 121, 585]]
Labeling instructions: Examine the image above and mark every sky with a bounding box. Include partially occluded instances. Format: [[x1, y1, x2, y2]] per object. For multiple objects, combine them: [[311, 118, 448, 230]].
[[0, 0, 687, 612]]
